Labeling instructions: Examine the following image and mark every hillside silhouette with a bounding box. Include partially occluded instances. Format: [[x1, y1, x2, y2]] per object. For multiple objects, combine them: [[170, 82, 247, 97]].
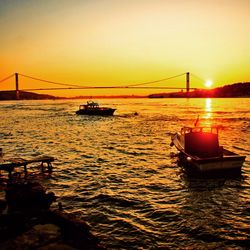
[[149, 82, 250, 98], [0, 91, 62, 100]]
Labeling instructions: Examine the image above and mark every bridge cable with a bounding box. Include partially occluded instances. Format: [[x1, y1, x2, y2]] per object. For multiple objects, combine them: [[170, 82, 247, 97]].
[[19, 72, 187, 89], [18, 73, 92, 88], [124, 73, 186, 87], [190, 73, 206, 83], [0, 74, 15, 83]]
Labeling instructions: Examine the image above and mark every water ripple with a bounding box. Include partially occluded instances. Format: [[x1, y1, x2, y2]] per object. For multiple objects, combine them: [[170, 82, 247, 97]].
[[0, 98, 250, 249]]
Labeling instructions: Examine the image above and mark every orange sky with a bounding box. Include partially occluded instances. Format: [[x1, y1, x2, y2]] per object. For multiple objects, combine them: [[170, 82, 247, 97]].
[[1, 0, 250, 97]]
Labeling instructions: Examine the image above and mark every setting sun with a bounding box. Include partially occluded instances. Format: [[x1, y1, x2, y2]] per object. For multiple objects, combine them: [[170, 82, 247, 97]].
[[205, 80, 213, 88]]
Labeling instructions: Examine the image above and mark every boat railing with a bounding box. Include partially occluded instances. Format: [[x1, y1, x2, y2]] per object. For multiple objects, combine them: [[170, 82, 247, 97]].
[[181, 126, 219, 135], [86, 101, 99, 108], [79, 101, 100, 110]]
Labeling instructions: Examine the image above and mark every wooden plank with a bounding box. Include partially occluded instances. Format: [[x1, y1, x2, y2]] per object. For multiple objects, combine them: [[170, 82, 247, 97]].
[[0, 156, 54, 167], [4, 157, 27, 165], [0, 155, 55, 179], [25, 156, 55, 164], [0, 162, 15, 171]]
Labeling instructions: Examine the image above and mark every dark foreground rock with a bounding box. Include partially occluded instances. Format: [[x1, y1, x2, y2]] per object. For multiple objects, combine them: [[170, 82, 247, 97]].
[[0, 181, 105, 250]]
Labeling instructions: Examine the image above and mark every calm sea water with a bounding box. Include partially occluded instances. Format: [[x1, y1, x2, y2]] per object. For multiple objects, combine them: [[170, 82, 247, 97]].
[[0, 98, 250, 249]]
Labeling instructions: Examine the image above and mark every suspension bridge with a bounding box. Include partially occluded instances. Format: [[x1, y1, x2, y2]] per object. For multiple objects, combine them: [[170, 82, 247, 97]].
[[0, 72, 204, 99]]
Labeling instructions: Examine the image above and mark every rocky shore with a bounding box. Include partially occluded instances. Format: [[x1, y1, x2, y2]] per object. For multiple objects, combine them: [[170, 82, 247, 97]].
[[0, 181, 105, 250]]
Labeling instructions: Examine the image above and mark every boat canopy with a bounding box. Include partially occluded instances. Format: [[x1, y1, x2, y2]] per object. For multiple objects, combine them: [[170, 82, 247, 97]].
[[182, 126, 221, 158]]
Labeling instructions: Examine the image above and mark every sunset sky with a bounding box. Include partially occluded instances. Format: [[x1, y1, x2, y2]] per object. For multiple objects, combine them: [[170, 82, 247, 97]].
[[1, 0, 250, 96]]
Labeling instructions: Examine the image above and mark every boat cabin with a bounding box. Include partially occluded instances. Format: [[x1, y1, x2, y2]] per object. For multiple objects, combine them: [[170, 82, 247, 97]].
[[79, 101, 99, 110], [181, 126, 222, 158]]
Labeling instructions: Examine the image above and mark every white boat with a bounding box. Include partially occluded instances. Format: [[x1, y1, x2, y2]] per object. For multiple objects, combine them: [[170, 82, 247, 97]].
[[170, 126, 246, 173]]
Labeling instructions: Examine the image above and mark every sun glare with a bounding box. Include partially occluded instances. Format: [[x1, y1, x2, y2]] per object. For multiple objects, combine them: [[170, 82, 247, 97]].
[[205, 80, 213, 88]]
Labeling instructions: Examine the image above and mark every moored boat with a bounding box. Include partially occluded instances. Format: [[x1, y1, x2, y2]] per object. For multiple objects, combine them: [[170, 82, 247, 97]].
[[76, 101, 116, 116], [170, 126, 246, 173]]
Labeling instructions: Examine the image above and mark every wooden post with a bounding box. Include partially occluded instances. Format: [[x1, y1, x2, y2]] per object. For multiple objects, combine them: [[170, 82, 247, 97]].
[[41, 161, 44, 172], [48, 162, 53, 173], [24, 164, 27, 176], [186, 72, 190, 92], [15, 73, 20, 100]]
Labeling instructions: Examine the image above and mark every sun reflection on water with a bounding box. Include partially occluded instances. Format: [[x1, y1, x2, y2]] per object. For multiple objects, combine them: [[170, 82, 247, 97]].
[[202, 98, 213, 126]]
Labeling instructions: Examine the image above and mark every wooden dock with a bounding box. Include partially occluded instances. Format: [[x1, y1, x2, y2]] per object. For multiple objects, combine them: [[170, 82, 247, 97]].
[[0, 156, 54, 179]]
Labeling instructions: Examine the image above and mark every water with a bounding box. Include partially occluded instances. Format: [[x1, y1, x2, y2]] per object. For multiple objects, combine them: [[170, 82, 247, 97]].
[[0, 98, 250, 249]]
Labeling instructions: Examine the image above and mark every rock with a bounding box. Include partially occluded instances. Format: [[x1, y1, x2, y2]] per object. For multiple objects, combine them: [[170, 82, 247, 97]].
[[46, 210, 105, 249], [0, 181, 106, 249], [5, 182, 56, 213], [33, 223, 61, 239], [0, 199, 7, 214], [38, 242, 75, 250], [0, 212, 27, 242], [0, 223, 61, 249]]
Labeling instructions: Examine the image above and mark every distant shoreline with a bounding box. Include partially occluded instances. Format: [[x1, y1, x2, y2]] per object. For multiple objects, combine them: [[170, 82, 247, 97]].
[[0, 82, 249, 100]]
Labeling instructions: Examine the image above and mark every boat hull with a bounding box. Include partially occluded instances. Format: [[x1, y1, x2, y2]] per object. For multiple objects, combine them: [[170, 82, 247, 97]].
[[76, 108, 116, 116], [179, 152, 245, 172]]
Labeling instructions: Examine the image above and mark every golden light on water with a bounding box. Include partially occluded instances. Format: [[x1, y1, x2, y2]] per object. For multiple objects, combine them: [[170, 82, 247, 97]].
[[203, 98, 213, 126], [205, 98, 212, 112]]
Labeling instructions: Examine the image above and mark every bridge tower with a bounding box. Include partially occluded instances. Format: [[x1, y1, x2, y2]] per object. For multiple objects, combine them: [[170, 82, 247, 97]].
[[15, 73, 20, 100], [186, 72, 190, 92]]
